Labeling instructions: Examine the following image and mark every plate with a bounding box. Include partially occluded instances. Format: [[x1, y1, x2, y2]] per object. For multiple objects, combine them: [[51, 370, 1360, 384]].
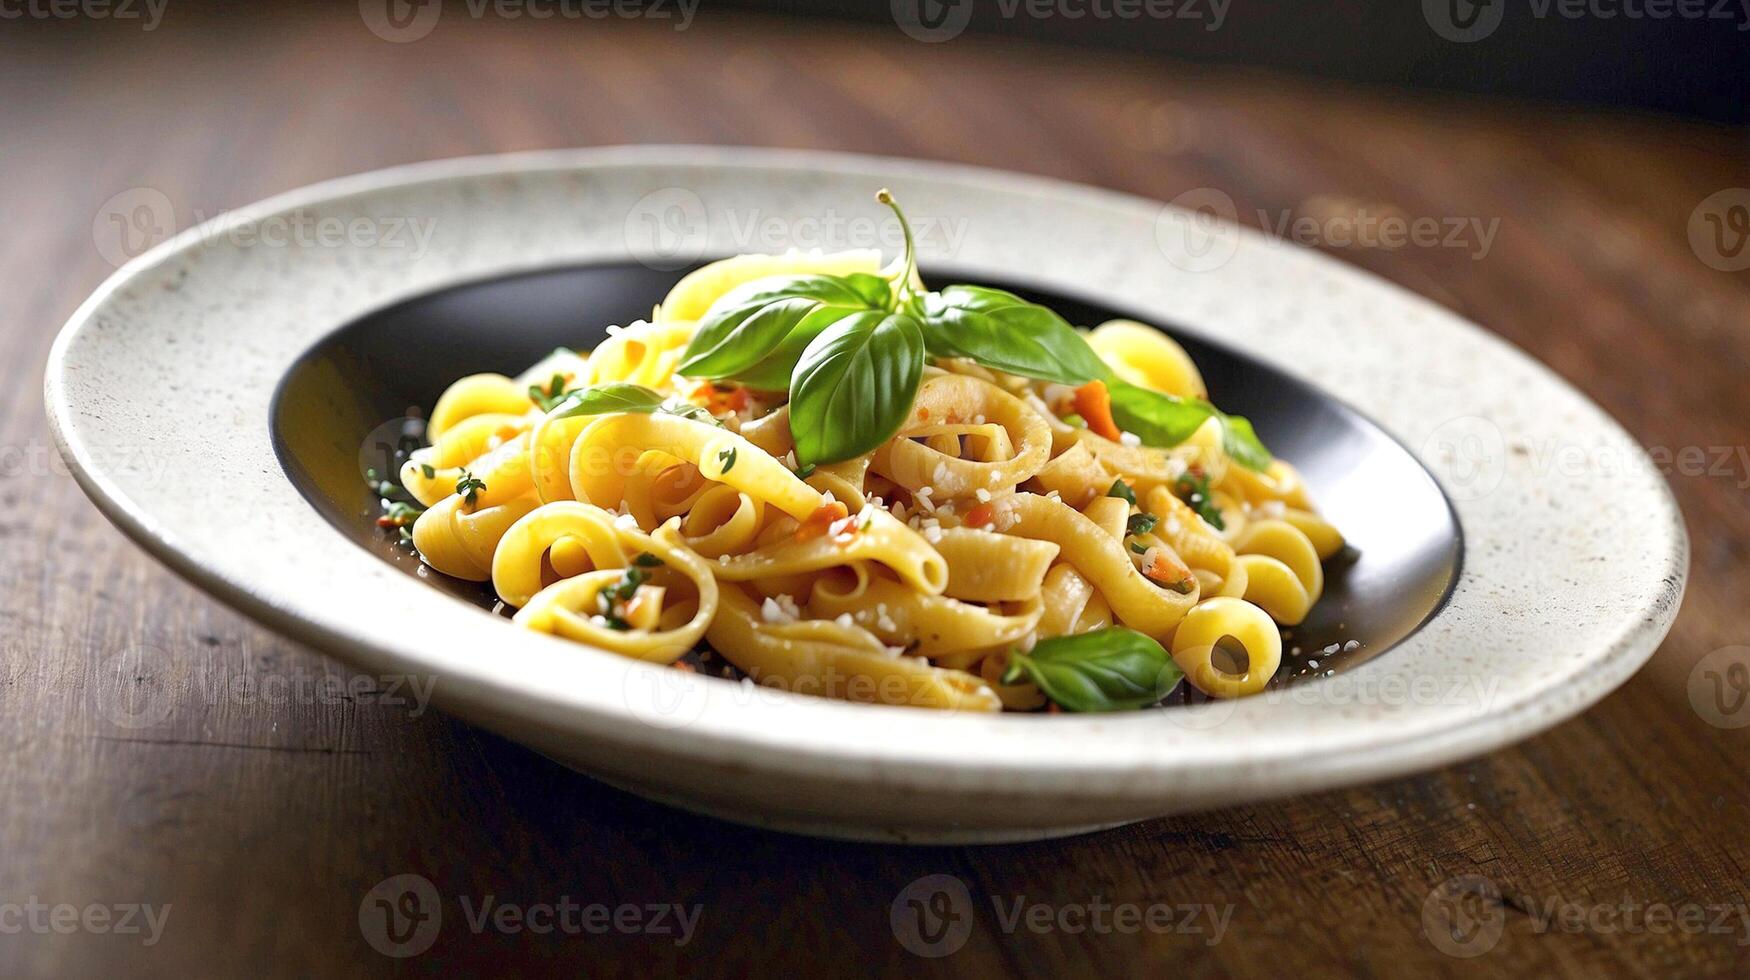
[[45, 147, 1686, 842]]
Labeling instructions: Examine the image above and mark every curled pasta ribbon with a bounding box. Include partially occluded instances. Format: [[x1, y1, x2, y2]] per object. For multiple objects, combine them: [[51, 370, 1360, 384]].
[[1030, 442, 1115, 509], [411, 491, 541, 581], [458, 431, 537, 511], [1036, 564, 1096, 638], [678, 484, 766, 558], [402, 412, 532, 507], [428, 374, 534, 441], [1280, 507, 1345, 561], [1144, 485, 1238, 578], [930, 527, 1059, 603], [872, 373, 1051, 500], [490, 501, 711, 610], [706, 588, 1001, 712], [806, 564, 1042, 659], [1086, 319, 1208, 399], [711, 507, 949, 596], [1170, 596, 1282, 698], [554, 412, 820, 520], [1000, 493, 1197, 639], [1232, 554, 1311, 625], [1080, 495, 1130, 541], [511, 529, 718, 665], [1233, 519, 1324, 607], [581, 320, 697, 389], [624, 460, 711, 528], [1221, 457, 1312, 509]]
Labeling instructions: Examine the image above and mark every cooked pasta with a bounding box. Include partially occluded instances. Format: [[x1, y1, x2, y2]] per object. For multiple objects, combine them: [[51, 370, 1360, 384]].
[[377, 191, 1348, 714]]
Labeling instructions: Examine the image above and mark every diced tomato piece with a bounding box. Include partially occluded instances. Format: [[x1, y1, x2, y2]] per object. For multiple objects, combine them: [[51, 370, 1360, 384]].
[[795, 501, 850, 542], [1141, 546, 1193, 593]]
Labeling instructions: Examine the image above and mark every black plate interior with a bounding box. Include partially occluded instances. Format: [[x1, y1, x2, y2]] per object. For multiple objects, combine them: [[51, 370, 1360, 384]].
[[271, 262, 1462, 689]]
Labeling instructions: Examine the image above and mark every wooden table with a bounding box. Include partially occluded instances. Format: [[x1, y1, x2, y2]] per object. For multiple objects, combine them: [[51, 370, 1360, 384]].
[[3, 8, 1746, 977]]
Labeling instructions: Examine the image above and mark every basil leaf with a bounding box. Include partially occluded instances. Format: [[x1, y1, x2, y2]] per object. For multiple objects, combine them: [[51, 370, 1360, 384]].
[[1002, 628, 1182, 713], [1219, 414, 1272, 472], [841, 272, 892, 309], [789, 310, 924, 466], [921, 285, 1112, 385], [547, 382, 666, 419], [1106, 380, 1272, 472], [1106, 379, 1213, 447], [677, 275, 885, 380], [730, 304, 859, 391]]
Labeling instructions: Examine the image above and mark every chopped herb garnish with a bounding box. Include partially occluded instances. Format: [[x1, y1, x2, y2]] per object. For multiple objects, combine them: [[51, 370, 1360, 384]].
[[456, 470, 487, 509], [1107, 479, 1136, 505], [795, 462, 816, 478], [1173, 470, 1225, 530], [420, 463, 437, 480], [717, 446, 738, 473], [1126, 512, 1159, 537], [528, 373, 572, 412], [1061, 413, 1087, 429], [381, 501, 425, 526], [592, 563, 656, 631], [1129, 540, 1148, 554]]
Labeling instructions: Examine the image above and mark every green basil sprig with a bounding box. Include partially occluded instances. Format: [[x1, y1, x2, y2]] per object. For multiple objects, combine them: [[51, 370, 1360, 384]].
[[545, 382, 723, 427], [672, 189, 1274, 470], [1002, 628, 1183, 713], [676, 273, 889, 387], [789, 310, 925, 466], [921, 285, 1111, 385]]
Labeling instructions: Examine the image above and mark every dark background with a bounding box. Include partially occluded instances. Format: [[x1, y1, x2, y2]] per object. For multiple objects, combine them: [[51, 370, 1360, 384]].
[[744, 0, 1749, 121], [5, 0, 1748, 120]]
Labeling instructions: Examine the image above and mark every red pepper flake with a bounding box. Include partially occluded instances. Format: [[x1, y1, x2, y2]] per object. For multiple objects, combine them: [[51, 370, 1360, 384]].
[[917, 407, 930, 421], [964, 502, 996, 528]]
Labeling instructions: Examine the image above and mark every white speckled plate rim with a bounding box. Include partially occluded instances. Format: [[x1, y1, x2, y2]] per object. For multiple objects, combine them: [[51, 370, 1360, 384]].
[[45, 146, 1687, 808]]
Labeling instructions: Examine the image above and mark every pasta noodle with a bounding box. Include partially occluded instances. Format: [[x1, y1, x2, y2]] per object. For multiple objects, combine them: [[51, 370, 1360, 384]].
[[379, 237, 1348, 714]]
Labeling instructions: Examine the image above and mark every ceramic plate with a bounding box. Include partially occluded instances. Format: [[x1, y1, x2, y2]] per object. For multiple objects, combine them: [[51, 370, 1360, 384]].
[[45, 147, 1686, 842]]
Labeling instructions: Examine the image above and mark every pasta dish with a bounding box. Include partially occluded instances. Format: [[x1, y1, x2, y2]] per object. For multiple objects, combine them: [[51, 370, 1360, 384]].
[[373, 191, 1344, 713]]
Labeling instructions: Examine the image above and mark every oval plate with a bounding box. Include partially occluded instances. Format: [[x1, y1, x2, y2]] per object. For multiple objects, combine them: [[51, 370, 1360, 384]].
[[45, 148, 1686, 843]]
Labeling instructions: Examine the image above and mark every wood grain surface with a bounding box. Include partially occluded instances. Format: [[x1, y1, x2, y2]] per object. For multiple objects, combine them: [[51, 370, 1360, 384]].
[[2, 6, 1747, 977]]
